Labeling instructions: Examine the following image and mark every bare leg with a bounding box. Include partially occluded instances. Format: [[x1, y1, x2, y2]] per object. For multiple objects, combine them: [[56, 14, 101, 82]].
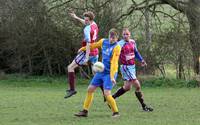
[[112, 81, 132, 99]]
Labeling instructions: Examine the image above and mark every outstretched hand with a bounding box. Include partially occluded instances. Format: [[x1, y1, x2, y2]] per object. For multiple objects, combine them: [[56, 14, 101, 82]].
[[69, 11, 77, 19], [83, 57, 89, 65], [141, 60, 147, 67], [111, 78, 116, 85], [77, 49, 82, 53]]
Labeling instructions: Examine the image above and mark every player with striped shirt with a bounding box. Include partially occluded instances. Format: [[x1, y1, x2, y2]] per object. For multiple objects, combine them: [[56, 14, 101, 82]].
[[64, 11, 99, 98], [112, 28, 153, 112]]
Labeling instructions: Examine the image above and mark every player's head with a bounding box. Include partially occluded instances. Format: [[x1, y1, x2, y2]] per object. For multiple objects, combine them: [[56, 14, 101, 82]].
[[83, 11, 95, 25], [109, 28, 119, 43], [122, 28, 131, 41]]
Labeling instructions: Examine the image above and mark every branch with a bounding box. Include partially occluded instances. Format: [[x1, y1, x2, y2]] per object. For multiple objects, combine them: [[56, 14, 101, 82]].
[[47, 0, 113, 12], [133, 1, 165, 10], [47, 0, 74, 12], [161, 0, 187, 12], [149, 9, 181, 22], [80, 0, 114, 10], [115, 0, 165, 22], [116, 0, 189, 22], [127, 14, 144, 30], [92, 0, 114, 9]]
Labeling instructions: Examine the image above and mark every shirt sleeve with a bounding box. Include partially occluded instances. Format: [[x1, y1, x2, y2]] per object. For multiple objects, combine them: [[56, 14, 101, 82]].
[[134, 42, 143, 62], [84, 25, 91, 43], [79, 39, 103, 51], [110, 45, 121, 79]]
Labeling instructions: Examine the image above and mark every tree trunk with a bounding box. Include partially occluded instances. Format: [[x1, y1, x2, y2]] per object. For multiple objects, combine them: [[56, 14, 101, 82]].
[[28, 55, 33, 74], [18, 55, 23, 74], [43, 48, 53, 76], [144, 0, 152, 49], [178, 55, 185, 79], [144, 0, 155, 75], [57, 63, 61, 75], [158, 64, 166, 77], [186, 1, 200, 75]]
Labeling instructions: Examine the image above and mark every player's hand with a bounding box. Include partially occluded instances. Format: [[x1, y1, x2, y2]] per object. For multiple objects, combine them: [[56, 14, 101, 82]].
[[83, 57, 89, 65], [141, 60, 147, 67], [111, 78, 116, 85], [77, 49, 82, 53], [83, 62, 88, 65], [69, 11, 77, 19]]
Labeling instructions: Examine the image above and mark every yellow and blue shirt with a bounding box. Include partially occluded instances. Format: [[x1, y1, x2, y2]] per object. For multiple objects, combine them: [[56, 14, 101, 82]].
[[80, 38, 121, 79]]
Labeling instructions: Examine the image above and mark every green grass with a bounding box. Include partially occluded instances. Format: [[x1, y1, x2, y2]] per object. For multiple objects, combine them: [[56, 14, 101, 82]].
[[0, 76, 200, 125]]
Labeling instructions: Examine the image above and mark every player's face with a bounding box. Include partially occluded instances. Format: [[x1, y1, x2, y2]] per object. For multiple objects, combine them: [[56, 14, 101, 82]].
[[84, 17, 90, 25], [123, 30, 131, 41], [109, 33, 118, 43]]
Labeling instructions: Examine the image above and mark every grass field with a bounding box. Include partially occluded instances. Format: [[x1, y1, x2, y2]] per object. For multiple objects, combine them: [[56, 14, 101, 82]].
[[0, 75, 200, 125]]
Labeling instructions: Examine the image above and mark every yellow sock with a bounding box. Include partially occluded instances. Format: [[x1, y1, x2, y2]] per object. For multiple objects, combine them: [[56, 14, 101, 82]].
[[106, 95, 119, 112], [83, 92, 94, 110]]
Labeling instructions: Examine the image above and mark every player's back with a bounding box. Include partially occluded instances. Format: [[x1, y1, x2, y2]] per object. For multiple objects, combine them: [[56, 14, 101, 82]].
[[90, 22, 98, 43]]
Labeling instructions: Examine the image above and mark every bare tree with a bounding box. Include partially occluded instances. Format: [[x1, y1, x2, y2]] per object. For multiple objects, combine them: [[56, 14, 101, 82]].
[[119, 0, 200, 75]]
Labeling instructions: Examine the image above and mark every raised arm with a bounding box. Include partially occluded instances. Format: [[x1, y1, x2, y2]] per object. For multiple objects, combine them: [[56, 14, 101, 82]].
[[69, 11, 85, 25]]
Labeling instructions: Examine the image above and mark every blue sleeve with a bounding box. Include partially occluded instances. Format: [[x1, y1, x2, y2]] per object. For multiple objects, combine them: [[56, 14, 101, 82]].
[[84, 25, 91, 43], [134, 43, 143, 62], [118, 40, 125, 47]]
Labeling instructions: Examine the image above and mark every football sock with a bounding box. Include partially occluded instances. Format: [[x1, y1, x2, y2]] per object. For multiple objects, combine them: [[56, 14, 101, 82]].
[[135, 91, 146, 107], [83, 92, 94, 110], [112, 87, 126, 99], [68, 72, 75, 90], [106, 95, 119, 112]]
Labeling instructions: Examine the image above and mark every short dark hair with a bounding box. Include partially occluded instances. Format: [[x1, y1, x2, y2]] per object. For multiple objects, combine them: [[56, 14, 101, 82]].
[[83, 11, 95, 20]]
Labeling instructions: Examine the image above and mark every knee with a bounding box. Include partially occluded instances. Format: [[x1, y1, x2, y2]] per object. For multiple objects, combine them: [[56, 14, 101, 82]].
[[87, 86, 95, 93], [123, 85, 132, 91], [67, 64, 73, 72], [104, 90, 111, 96], [133, 80, 141, 91], [135, 86, 141, 91], [87, 89, 94, 93]]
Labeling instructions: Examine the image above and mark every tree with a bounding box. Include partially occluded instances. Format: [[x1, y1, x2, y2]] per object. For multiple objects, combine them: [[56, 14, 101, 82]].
[[120, 0, 200, 75]]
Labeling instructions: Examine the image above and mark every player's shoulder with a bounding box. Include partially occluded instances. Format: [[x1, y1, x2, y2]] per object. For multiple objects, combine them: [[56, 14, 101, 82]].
[[117, 39, 125, 47], [113, 44, 121, 53], [90, 22, 98, 28], [115, 42, 121, 50], [116, 43, 121, 48], [91, 21, 97, 25], [129, 39, 136, 43], [102, 38, 109, 42], [98, 38, 107, 44]]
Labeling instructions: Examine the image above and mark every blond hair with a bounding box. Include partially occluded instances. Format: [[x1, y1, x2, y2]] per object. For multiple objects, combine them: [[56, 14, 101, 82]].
[[109, 28, 119, 39]]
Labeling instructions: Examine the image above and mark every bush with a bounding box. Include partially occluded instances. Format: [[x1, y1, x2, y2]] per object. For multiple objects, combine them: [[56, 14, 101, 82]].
[[186, 80, 199, 88], [141, 77, 199, 88]]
